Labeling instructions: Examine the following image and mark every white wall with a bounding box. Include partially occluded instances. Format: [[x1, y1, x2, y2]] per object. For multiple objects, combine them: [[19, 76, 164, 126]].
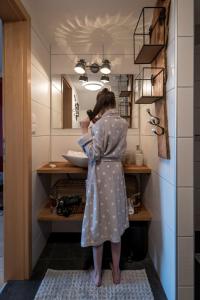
[[51, 127, 139, 162], [176, 0, 194, 299], [194, 1, 200, 231], [140, 1, 176, 299], [31, 29, 51, 268], [140, 1, 194, 299]]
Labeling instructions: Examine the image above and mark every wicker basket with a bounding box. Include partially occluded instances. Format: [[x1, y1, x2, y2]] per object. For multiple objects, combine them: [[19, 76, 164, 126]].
[[50, 178, 86, 202]]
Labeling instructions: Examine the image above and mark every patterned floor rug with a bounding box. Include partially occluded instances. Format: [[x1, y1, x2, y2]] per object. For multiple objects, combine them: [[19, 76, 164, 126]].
[[34, 269, 154, 300]]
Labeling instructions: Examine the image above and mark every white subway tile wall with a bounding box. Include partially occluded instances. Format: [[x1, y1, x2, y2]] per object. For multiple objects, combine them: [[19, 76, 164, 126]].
[[177, 88, 193, 137], [177, 37, 194, 87], [177, 187, 194, 236], [31, 29, 51, 268], [178, 287, 194, 300], [177, 138, 193, 187], [194, 1, 200, 236], [140, 1, 177, 298], [177, 0, 194, 299]]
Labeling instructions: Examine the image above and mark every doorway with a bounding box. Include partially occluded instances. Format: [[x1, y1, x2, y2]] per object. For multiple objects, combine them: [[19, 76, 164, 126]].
[[0, 0, 32, 281]]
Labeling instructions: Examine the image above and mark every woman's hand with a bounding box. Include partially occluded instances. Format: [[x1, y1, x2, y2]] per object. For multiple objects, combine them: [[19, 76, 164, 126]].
[[80, 117, 90, 134]]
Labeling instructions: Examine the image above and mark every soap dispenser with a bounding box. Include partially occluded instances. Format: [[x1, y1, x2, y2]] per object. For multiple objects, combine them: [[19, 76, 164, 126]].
[[135, 145, 144, 166]]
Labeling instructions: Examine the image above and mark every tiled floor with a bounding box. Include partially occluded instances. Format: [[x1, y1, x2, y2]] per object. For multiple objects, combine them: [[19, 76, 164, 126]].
[[0, 232, 167, 300]]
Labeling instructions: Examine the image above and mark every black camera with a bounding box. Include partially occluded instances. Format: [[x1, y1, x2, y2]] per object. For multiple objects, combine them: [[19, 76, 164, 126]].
[[56, 195, 82, 217]]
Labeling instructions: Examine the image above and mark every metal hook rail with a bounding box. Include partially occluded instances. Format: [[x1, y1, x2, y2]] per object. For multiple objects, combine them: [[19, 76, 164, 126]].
[[146, 108, 165, 136]]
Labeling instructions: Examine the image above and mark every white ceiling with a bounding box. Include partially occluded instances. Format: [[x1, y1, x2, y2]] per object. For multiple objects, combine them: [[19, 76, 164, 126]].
[[22, 0, 156, 74]]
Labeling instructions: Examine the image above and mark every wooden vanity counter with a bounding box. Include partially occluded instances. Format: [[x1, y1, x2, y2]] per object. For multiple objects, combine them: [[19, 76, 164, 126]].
[[37, 161, 151, 174], [38, 202, 151, 222], [36, 161, 152, 223]]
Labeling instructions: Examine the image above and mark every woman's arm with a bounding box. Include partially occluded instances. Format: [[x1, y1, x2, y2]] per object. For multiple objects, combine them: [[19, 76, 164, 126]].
[[78, 120, 104, 162]]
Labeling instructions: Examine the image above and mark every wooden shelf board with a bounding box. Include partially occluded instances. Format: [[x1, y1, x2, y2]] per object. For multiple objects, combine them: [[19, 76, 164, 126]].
[[135, 96, 162, 104], [37, 161, 151, 174], [119, 91, 132, 97], [135, 44, 164, 64], [38, 203, 151, 222]]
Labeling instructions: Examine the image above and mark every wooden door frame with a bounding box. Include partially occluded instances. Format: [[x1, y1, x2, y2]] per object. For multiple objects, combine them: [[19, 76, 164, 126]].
[[0, 0, 31, 280]]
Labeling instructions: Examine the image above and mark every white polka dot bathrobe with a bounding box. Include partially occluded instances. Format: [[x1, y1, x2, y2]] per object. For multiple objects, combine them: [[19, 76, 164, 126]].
[[78, 109, 129, 247]]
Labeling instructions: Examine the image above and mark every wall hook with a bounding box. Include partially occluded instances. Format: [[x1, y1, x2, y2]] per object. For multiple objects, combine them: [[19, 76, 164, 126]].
[[146, 108, 165, 136], [152, 125, 165, 136], [146, 108, 160, 125]]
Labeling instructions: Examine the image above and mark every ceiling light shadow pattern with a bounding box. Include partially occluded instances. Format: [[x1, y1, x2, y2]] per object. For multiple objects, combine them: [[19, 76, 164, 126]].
[[55, 13, 137, 56]]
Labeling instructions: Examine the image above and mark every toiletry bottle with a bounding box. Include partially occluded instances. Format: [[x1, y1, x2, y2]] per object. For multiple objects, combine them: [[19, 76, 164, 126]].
[[135, 145, 144, 166]]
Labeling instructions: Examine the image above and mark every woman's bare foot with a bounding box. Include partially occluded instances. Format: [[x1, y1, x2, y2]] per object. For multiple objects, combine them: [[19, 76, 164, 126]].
[[92, 270, 102, 287], [110, 264, 121, 284]]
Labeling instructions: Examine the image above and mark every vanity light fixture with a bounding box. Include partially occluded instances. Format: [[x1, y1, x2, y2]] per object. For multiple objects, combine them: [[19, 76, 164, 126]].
[[74, 59, 86, 74], [82, 81, 103, 91], [100, 75, 110, 83], [79, 74, 88, 83], [100, 59, 111, 74], [74, 59, 111, 75]]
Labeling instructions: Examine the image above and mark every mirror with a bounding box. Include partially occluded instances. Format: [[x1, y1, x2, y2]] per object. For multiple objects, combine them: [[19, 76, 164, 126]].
[[51, 74, 139, 129]]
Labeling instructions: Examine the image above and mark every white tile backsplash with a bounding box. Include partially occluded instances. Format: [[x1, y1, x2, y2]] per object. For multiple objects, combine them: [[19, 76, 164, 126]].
[[32, 101, 50, 136], [178, 237, 194, 286], [31, 30, 50, 78], [177, 187, 193, 236], [32, 136, 50, 171], [51, 134, 139, 162], [167, 88, 176, 138], [177, 37, 194, 87], [177, 88, 193, 137], [166, 39, 175, 92], [168, 0, 175, 43], [31, 64, 50, 108], [51, 135, 82, 161], [178, 0, 194, 37], [31, 27, 51, 269], [177, 138, 193, 187]]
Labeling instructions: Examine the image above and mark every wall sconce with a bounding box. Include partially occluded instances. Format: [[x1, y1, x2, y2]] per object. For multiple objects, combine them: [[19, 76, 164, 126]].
[[133, 7, 166, 64], [134, 67, 164, 104]]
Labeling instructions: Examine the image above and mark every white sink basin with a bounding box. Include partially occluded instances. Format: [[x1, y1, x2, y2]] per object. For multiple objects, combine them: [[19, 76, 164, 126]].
[[62, 150, 88, 168]]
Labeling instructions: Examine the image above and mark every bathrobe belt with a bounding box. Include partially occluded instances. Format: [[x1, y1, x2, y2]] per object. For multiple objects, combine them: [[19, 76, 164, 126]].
[[100, 157, 121, 162]]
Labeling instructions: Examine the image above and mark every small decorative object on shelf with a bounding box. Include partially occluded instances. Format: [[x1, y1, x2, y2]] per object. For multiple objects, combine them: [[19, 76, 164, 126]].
[[135, 145, 144, 167], [134, 67, 164, 104], [133, 7, 166, 64]]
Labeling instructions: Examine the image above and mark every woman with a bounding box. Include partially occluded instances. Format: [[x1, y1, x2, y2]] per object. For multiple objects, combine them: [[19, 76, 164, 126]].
[[78, 88, 129, 287]]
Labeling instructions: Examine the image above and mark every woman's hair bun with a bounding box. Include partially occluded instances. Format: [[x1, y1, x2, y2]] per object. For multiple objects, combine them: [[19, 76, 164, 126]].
[[101, 88, 109, 93]]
